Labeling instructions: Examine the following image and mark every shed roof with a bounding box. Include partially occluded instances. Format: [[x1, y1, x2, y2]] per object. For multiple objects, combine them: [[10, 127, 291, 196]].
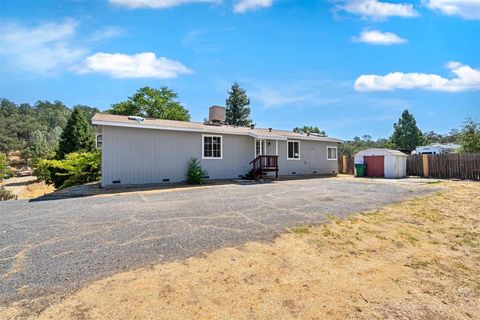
[[92, 113, 343, 143], [354, 148, 407, 157]]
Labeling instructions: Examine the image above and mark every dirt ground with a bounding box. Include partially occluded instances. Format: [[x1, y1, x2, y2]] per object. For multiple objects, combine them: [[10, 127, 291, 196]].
[[3, 181, 480, 319], [1, 176, 54, 199]]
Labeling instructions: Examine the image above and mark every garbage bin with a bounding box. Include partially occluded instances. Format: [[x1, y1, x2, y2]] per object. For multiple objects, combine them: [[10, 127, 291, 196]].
[[355, 164, 366, 177]]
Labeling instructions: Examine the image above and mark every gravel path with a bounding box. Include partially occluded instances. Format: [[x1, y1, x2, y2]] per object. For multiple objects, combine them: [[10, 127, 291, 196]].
[[0, 177, 438, 304]]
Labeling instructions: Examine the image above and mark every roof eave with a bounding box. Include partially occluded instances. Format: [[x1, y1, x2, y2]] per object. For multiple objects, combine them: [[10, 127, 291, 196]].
[[294, 136, 343, 143], [92, 118, 343, 143], [249, 132, 287, 140]]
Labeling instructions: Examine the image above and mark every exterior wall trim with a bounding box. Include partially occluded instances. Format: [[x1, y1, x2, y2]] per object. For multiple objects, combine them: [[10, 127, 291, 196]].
[[92, 119, 341, 143], [287, 140, 301, 161], [202, 134, 223, 160], [95, 133, 102, 149], [327, 146, 338, 161]]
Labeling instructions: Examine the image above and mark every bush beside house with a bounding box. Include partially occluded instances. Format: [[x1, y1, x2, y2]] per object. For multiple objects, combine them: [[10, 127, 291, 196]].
[[186, 158, 208, 184], [35, 151, 101, 189]]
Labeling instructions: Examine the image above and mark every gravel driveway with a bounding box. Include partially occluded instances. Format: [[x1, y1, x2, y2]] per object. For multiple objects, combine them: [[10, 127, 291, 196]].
[[0, 177, 438, 304]]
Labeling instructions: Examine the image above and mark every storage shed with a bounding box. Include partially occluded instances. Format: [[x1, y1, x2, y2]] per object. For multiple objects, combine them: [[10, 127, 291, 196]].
[[354, 148, 407, 178]]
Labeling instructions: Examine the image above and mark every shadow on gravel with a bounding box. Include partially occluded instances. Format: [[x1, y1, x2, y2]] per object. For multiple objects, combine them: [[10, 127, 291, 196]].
[[28, 174, 336, 202], [2, 179, 38, 187]]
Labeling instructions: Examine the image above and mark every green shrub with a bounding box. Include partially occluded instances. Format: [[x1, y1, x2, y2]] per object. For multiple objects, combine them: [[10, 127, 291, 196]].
[[186, 157, 207, 184], [5, 167, 15, 179], [0, 186, 17, 201], [60, 172, 96, 189], [34, 150, 101, 189], [34, 160, 54, 184], [0, 153, 9, 181]]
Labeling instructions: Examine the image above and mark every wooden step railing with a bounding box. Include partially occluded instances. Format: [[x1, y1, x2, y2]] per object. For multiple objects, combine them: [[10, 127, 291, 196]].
[[249, 155, 279, 180]]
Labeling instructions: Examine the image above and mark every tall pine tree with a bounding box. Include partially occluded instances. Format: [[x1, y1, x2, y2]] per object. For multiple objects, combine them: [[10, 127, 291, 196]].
[[390, 110, 424, 152], [57, 108, 95, 159], [225, 82, 252, 126]]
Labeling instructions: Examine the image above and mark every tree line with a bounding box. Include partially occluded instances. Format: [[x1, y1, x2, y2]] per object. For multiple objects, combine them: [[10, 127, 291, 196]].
[[0, 99, 99, 163], [338, 110, 480, 156]]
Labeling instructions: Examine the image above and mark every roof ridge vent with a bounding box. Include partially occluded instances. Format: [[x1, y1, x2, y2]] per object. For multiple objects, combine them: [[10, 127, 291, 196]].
[[204, 122, 222, 127], [128, 116, 144, 123]]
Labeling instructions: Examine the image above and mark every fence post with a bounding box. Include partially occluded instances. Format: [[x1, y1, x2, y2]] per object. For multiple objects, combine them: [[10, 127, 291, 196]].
[[342, 155, 347, 174], [422, 154, 429, 177]]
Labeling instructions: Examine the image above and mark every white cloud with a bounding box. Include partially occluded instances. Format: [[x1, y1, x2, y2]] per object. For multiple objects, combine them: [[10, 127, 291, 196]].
[[0, 20, 191, 79], [337, 0, 419, 20], [233, 0, 273, 13], [354, 62, 480, 92], [254, 87, 319, 107], [181, 28, 233, 52], [352, 30, 407, 45], [89, 26, 123, 42], [425, 0, 480, 20], [0, 20, 86, 74], [109, 0, 220, 9], [81, 52, 193, 78], [250, 83, 341, 108], [444, 61, 462, 69]]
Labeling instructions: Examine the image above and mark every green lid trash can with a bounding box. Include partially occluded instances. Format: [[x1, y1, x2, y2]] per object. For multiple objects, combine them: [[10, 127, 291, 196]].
[[355, 164, 366, 177]]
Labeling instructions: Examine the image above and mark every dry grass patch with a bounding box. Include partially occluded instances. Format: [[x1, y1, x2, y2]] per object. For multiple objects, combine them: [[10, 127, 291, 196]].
[[0, 176, 54, 200], [19, 181, 54, 199], [3, 181, 480, 320]]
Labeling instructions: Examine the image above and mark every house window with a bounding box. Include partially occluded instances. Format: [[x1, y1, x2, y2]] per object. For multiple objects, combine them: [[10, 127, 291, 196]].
[[287, 141, 300, 160], [203, 135, 222, 159], [327, 146, 337, 160], [96, 134, 102, 149]]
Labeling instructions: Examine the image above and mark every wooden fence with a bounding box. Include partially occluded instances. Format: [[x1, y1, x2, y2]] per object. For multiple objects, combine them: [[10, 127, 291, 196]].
[[341, 153, 480, 180], [338, 155, 355, 175], [407, 153, 480, 180], [406, 154, 423, 177]]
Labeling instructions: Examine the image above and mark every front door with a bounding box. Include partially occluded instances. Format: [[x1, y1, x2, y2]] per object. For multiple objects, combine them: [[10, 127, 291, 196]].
[[309, 145, 321, 168], [364, 156, 384, 177], [255, 139, 265, 157]]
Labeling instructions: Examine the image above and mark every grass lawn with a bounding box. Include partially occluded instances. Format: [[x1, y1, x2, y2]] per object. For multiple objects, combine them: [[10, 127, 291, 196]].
[[4, 181, 480, 319]]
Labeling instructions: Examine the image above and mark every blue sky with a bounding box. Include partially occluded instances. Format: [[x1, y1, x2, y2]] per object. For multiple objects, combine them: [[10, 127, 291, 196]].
[[0, 0, 479, 140]]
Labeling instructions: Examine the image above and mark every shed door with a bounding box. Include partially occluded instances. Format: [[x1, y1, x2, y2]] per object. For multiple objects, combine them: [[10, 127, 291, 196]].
[[364, 156, 384, 177]]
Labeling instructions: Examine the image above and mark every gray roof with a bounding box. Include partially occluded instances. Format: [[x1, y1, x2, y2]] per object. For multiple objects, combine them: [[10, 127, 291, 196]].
[[354, 148, 407, 157], [92, 113, 343, 143]]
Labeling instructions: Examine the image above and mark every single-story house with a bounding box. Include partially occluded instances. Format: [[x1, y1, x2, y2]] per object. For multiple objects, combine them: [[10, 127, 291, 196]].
[[92, 106, 342, 187], [354, 148, 407, 178]]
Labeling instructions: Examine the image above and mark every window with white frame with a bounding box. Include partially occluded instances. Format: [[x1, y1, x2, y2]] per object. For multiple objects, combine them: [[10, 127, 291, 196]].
[[203, 135, 222, 159], [327, 146, 337, 160], [287, 141, 300, 160], [96, 134, 102, 149], [256, 139, 263, 156]]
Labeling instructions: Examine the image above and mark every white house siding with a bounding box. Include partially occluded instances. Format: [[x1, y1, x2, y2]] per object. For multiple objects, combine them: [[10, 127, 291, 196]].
[[101, 126, 339, 186], [277, 140, 338, 176], [101, 126, 252, 186]]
